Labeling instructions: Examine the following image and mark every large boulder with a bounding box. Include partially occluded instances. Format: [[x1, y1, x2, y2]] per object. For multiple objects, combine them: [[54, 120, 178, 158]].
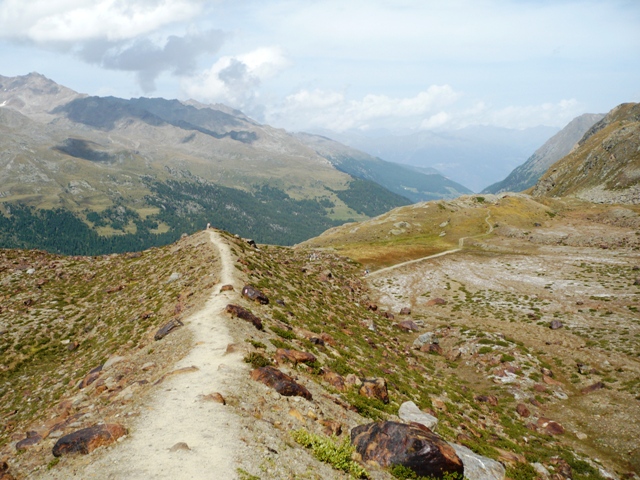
[[242, 285, 269, 304], [225, 304, 263, 330], [351, 421, 463, 478], [52, 424, 127, 457], [450, 443, 505, 480], [398, 401, 438, 430], [250, 366, 312, 400]]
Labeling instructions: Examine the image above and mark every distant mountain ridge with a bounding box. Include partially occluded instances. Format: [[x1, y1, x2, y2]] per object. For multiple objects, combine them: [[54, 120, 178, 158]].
[[294, 132, 472, 202], [483, 113, 605, 194], [531, 103, 640, 204], [313, 125, 559, 192], [0, 72, 413, 252]]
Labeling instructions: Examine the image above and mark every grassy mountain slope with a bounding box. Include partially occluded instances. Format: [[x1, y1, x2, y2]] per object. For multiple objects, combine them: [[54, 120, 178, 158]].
[[531, 103, 640, 204], [0, 73, 410, 251], [483, 114, 604, 194], [296, 132, 472, 202]]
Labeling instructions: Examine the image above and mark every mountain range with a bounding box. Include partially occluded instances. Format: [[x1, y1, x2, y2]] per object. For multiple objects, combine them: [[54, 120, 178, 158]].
[[312, 125, 559, 192], [483, 113, 605, 194], [0, 73, 472, 253]]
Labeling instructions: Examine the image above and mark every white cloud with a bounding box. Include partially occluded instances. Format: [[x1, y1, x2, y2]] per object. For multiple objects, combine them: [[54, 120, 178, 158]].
[[182, 46, 290, 109], [468, 99, 585, 130], [276, 85, 461, 131], [0, 0, 203, 42]]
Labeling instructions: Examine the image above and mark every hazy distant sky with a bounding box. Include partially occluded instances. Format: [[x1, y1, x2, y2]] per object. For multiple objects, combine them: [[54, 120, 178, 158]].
[[0, 0, 638, 132]]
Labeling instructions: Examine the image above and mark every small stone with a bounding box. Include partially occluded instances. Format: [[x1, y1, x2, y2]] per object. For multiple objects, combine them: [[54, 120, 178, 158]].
[[141, 362, 156, 371], [581, 381, 605, 395], [220, 284, 234, 292], [516, 403, 530, 418], [52, 424, 126, 457], [169, 442, 190, 452], [398, 401, 438, 430], [201, 393, 226, 405], [549, 320, 563, 330], [576, 432, 588, 440], [288, 409, 305, 423]]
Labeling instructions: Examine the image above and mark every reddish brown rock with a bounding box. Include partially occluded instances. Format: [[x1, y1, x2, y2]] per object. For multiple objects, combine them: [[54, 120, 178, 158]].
[[275, 348, 317, 366], [201, 393, 226, 404], [220, 284, 234, 292], [52, 424, 127, 457], [496, 448, 526, 465], [367, 303, 378, 311], [319, 333, 336, 345], [225, 304, 263, 330], [397, 320, 419, 332], [421, 343, 443, 355], [516, 403, 531, 418], [581, 381, 605, 395], [241, 285, 269, 304], [399, 307, 411, 315], [474, 395, 499, 406], [154, 318, 184, 341], [550, 457, 573, 479], [537, 418, 564, 435], [351, 421, 464, 478], [533, 383, 547, 393], [322, 371, 346, 391], [543, 375, 563, 386], [0, 461, 14, 480], [426, 298, 447, 306], [320, 419, 342, 436], [79, 365, 103, 389], [250, 366, 312, 400], [383, 311, 395, 320], [359, 378, 389, 404]]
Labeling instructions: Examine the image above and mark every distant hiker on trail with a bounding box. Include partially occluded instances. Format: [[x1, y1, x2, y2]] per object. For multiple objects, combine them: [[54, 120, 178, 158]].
[[206, 222, 211, 230]]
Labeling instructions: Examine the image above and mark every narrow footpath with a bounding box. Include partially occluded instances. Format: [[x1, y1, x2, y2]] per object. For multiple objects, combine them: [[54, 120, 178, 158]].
[[41, 231, 246, 479], [368, 211, 494, 277]]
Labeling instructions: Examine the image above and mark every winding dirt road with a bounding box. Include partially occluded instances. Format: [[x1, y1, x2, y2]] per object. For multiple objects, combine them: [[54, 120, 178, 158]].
[[41, 231, 246, 479]]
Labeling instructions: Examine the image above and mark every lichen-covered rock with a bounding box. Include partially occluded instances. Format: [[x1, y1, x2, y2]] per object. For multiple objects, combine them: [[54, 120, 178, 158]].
[[351, 421, 463, 478], [250, 366, 312, 400], [241, 285, 269, 304], [359, 377, 389, 404], [52, 424, 127, 457], [225, 304, 263, 330], [154, 318, 183, 341]]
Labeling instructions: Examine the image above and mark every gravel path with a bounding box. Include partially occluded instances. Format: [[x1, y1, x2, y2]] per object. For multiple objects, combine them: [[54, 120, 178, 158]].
[[39, 230, 246, 479]]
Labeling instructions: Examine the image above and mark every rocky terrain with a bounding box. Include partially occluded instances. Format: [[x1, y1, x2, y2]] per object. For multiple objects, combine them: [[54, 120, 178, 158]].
[[1, 193, 639, 478], [484, 114, 604, 194]]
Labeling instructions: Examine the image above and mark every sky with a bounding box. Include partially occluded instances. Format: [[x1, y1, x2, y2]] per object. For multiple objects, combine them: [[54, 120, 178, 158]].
[[0, 0, 639, 133]]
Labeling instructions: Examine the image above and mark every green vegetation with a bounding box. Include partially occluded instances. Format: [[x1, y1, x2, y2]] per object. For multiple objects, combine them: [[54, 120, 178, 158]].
[[326, 178, 410, 217], [243, 352, 272, 368], [390, 464, 462, 480], [290, 428, 369, 479]]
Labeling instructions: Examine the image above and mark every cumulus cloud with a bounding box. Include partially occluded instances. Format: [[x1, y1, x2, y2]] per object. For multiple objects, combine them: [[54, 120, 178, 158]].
[[0, 0, 203, 42], [77, 29, 225, 92], [182, 47, 290, 113], [273, 85, 461, 131]]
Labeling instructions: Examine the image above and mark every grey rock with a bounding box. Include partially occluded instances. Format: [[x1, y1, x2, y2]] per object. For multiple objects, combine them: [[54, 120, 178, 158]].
[[398, 401, 438, 430], [413, 332, 435, 349], [449, 443, 505, 480]]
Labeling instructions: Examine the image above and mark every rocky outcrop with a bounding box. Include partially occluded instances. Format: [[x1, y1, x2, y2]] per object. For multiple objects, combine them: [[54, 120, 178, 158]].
[[225, 304, 263, 330], [398, 401, 438, 430], [242, 285, 269, 304], [250, 366, 312, 400], [52, 424, 127, 457], [350, 421, 464, 478]]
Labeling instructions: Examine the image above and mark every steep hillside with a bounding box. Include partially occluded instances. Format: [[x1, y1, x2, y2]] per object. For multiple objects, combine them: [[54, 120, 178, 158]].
[[295, 132, 472, 202], [531, 103, 640, 204], [484, 114, 604, 194], [0, 73, 410, 252]]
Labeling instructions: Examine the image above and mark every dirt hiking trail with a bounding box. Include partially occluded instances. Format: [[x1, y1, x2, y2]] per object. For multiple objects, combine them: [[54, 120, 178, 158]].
[[39, 230, 246, 479], [368, 211, 494, 277]]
